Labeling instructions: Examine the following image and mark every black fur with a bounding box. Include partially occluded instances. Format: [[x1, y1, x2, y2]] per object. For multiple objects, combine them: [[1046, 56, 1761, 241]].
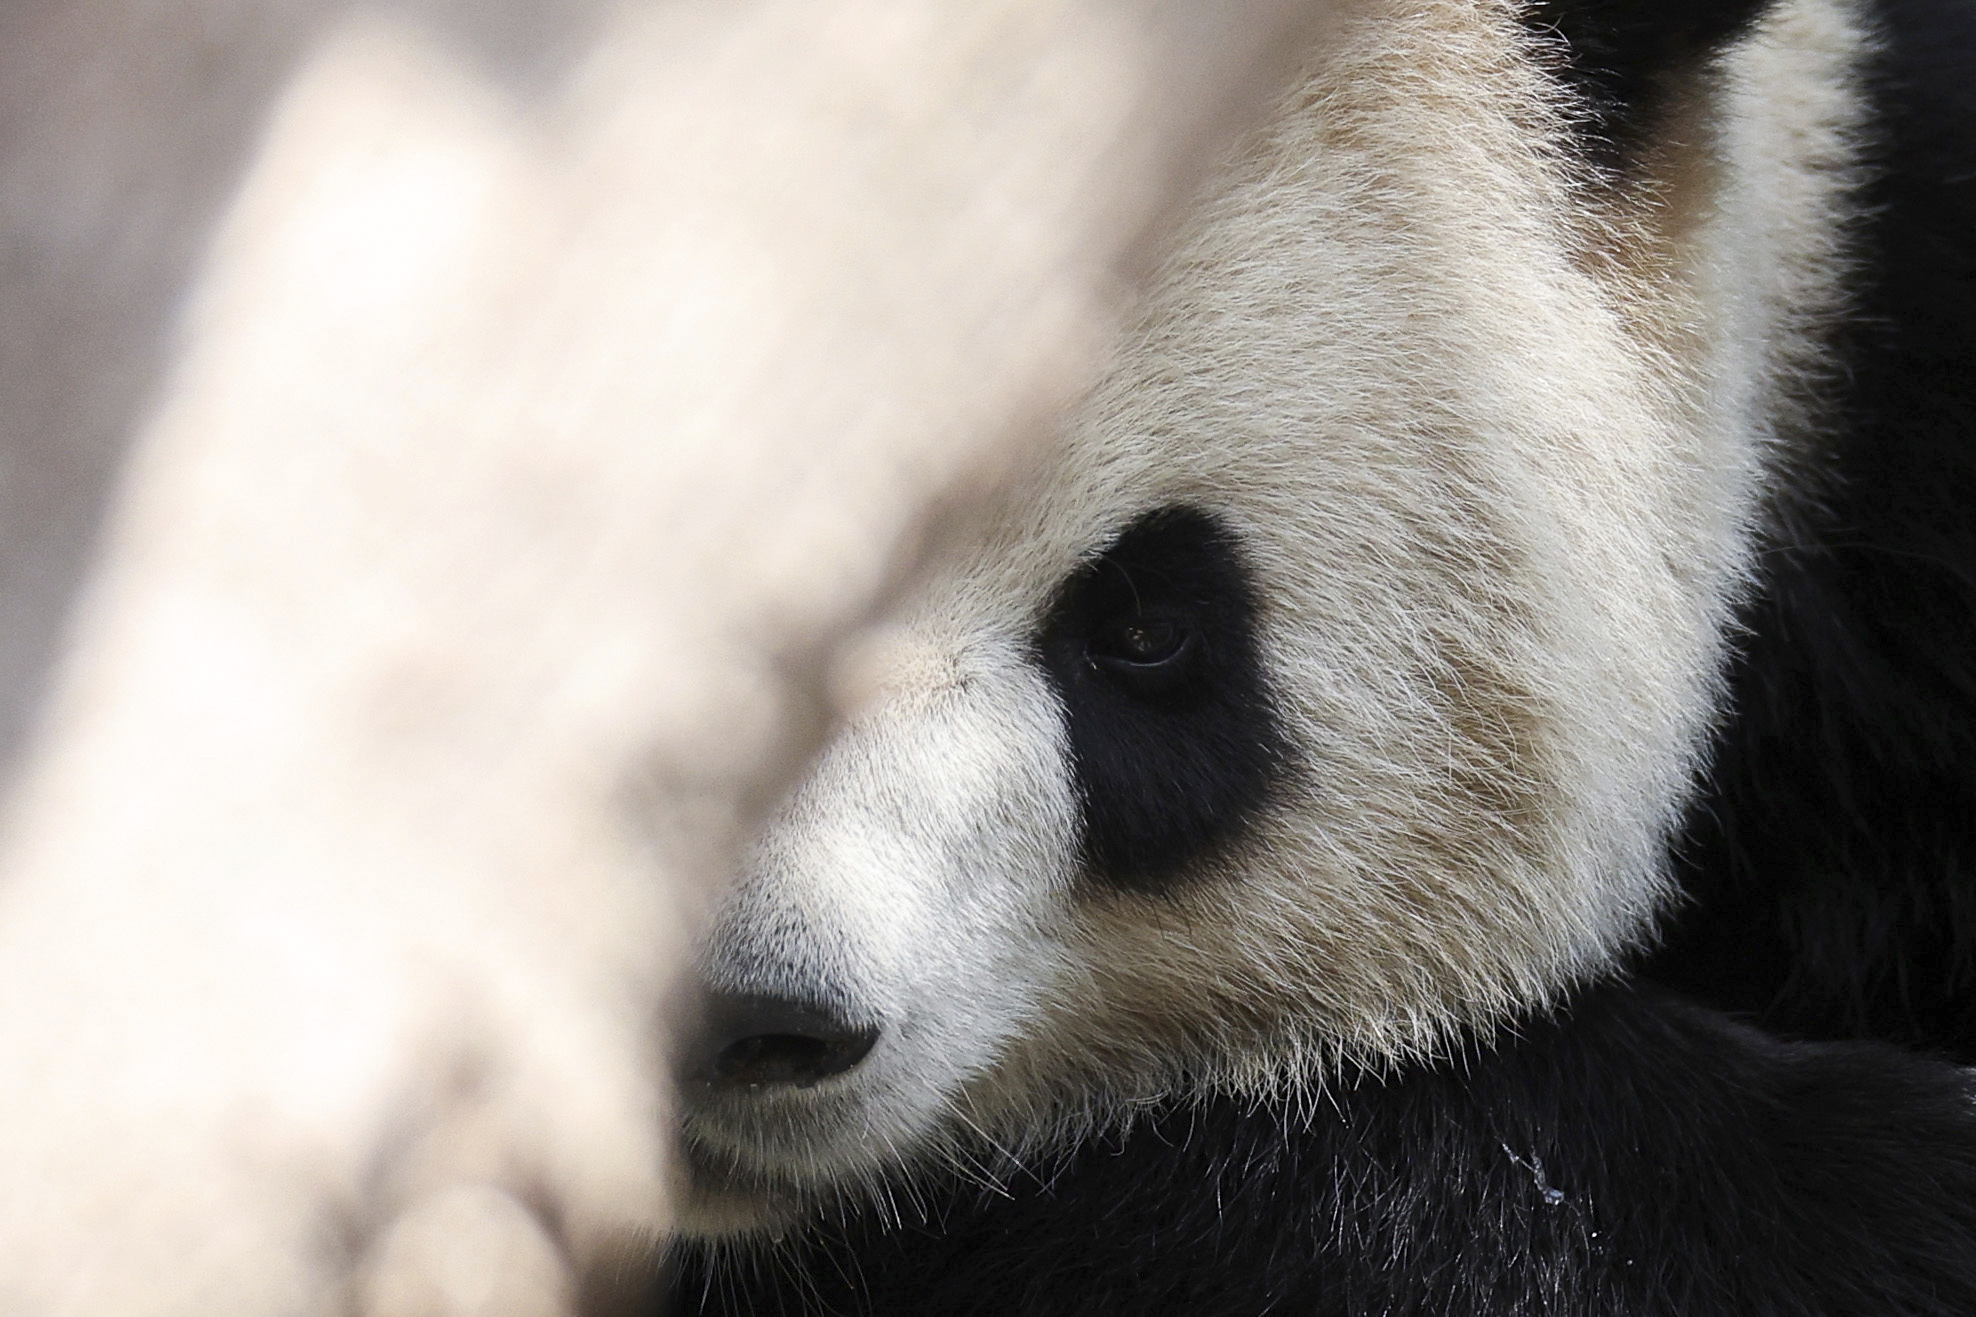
[[1520, 0, 1770, 159], [672, 980, 1976, 1316], [1648, 0, 1976, 1061], [1036, 506, 1286, 891]]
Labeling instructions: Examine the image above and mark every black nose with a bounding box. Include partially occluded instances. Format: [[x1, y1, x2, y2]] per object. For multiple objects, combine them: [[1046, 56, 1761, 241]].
[[685, 993, 880, 1089]]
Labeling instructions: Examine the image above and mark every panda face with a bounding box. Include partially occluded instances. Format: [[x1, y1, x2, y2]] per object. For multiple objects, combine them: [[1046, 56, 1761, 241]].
[[670, 0, 1859, 1235]]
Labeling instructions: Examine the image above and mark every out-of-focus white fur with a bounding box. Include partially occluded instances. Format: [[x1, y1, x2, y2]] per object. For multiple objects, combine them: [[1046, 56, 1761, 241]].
[[685, 0, 1873, 1232], [0, 2, 1320, 1312]]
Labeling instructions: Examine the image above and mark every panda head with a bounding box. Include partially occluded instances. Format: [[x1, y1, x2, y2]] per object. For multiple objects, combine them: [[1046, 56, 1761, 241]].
[[671, 0, 1838, 1236]]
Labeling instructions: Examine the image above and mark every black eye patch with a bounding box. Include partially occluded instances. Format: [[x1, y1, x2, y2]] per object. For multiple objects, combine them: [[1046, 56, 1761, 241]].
[[1037, 505, 1288, 891]]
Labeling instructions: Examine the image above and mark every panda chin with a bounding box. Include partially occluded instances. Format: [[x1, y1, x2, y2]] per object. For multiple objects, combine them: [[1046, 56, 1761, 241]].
[[670, 1140, 813, 1239], [672, 1059, 902, 1229]]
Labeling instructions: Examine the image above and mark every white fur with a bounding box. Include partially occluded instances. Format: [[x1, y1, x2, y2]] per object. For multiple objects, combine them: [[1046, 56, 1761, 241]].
[[684, 0, 1876, 1235]]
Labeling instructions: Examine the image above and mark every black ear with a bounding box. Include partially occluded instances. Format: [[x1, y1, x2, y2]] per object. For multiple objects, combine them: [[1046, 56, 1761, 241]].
[[1522, 0, 1771, 159], [1037, 506, 1288, 891]]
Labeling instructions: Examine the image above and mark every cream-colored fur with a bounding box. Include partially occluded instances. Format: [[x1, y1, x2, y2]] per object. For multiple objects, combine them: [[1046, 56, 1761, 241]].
[[686, 0, 1874, 1233]]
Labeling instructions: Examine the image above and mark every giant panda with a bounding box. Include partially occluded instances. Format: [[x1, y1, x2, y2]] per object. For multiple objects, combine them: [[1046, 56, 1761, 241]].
[[666, 0, 1976, 1311]]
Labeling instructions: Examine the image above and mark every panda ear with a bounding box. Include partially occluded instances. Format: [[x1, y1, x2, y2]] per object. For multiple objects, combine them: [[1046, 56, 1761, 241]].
[[1036, 506, 1288, 891], [1521, 0, 1770, 160]]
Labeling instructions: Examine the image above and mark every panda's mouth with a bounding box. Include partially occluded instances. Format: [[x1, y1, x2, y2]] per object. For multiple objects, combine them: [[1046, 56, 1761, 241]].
[[672, 1087, 856, 1236], [677, 1053, 882, 1175], [678, 1068, 873, 1155]]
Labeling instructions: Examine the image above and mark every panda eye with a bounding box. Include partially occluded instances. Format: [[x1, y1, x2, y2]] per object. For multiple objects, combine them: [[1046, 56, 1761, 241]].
[[1097, 617, 1187, 664], [1088, 616, 1199, 693]]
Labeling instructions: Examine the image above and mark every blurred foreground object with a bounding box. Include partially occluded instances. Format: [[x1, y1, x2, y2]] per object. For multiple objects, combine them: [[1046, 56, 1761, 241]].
[[0, 1, 1320, 1313]]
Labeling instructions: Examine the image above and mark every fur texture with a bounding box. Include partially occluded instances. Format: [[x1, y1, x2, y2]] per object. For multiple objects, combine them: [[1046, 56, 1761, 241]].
[[1524, 0, 1772, 155], [671, 0, 1976, 1308]]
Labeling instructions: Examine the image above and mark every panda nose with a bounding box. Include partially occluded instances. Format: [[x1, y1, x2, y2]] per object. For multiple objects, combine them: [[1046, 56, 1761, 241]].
[[686, 993, 880, 1089]]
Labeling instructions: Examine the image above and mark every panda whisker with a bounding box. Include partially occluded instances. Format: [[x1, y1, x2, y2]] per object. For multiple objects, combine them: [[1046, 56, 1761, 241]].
[[931, 1107, 1023, 1199]]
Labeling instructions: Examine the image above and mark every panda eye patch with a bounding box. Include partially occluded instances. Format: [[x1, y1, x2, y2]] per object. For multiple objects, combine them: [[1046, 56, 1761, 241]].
[[1037, 506, 1286, 890]]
